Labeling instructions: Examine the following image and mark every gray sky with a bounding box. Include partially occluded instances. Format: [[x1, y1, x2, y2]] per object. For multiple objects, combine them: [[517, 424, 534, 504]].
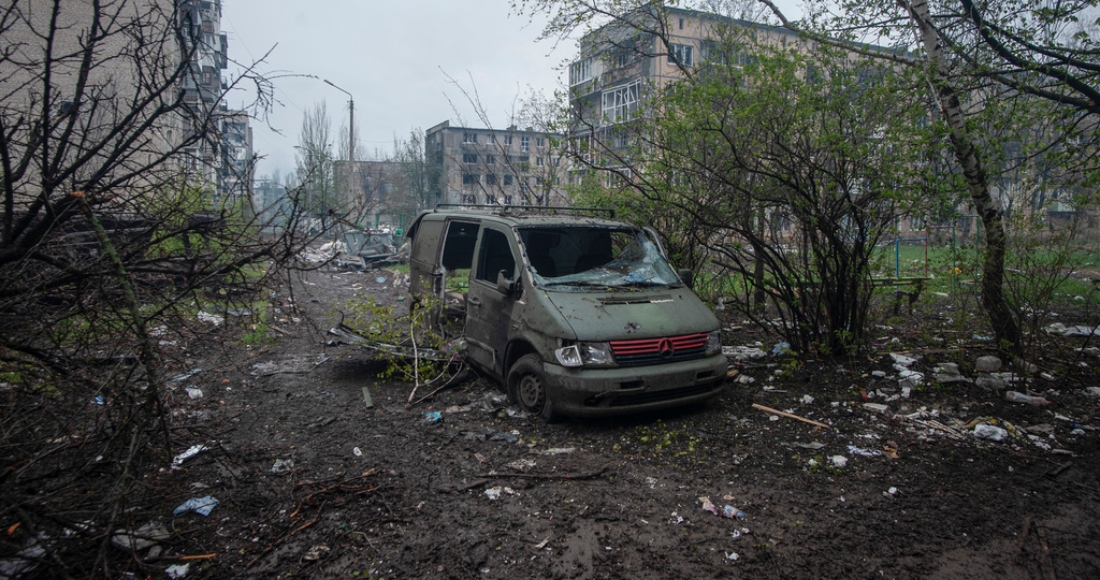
[[221, 0, 572, 179], [220, 1, 802, 180]]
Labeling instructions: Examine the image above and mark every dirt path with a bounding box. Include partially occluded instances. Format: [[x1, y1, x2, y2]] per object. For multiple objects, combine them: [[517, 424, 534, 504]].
[[159, 267, 1100, 579]]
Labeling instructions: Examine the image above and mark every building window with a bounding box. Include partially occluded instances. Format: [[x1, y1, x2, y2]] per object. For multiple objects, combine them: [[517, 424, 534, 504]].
[[570, 57, 594, 86], [668, 43, 694, 67], [518, 156, 530, 172], [601, 81, 640, 124], [463, 173, 479, 185], [486, 194, 496, 205], [536, 157, 544, 167], [521, 135, 530, 152], [536, 137, 544, 147], [461, 193, 476, 204], [504, 195, 514, 205], [679, 18, 684, 29], [488, 134, 496, 143], [486, 174, 498, 185], [463, 132, 478, 144], [485, 154, 495, 164], [505, 134, 513, 145], [503, 174, 513, 186], [462, 153, 477, 163]]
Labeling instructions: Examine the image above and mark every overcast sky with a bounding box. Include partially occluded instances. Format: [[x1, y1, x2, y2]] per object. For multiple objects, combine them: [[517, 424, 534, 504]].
[[220, 0, 801, 180]]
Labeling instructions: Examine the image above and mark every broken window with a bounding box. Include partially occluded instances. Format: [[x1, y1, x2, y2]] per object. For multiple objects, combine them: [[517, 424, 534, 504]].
[[601, 81, 640, 125], [462, 153, 477, 163], [668, 43, 694, 67], [570, 57, 594, 86]]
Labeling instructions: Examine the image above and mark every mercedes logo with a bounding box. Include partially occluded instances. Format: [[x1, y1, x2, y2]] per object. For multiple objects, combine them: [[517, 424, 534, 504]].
[[658, 338, 674, 359]]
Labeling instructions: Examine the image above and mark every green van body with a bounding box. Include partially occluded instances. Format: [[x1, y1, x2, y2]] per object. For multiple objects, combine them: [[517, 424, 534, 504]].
[[406, 206, 727, 420]]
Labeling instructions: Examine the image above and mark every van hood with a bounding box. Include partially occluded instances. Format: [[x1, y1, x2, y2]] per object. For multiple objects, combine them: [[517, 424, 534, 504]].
[[544, 290, 718, 341]]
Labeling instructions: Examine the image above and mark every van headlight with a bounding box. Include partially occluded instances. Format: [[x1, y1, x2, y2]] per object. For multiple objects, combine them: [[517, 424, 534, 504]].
[[554, 342, 613, 368], [705, 330, 722, 356]]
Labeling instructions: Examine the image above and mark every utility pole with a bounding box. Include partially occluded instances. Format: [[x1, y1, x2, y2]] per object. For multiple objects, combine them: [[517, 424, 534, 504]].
[[324, 79, 356, 218]]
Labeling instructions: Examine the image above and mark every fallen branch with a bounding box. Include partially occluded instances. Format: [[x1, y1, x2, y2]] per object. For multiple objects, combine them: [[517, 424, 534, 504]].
[[475, 467, 611, 481], [408, 367, 473, 408], [752, 404, 830, 429]]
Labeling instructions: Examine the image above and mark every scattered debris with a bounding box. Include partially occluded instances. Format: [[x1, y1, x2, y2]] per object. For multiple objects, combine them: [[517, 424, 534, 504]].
[[863, 403, 890, 414], [173, 496, 219, 517], [975, 355, 1002, 372], [752, 403, 830, 429], [795, 442, 826, 450], [973, 423, 1009, 441], [932, 363, 971, 384], [541, 447, 576, 455], [847, 445, 882, 457], [110, 522, 169, 551], [270, 459, 294, 474], [1005, 391, 1050, 406], [166, 563, 190, 579], [171, 444, 210, 468], [699, 496, 745, 519], [723, 345, 766, 361], [830, 455, 848, 467], [303, 545, 330, 561], [771, 341, 791, 356], [484, 486, 516, 500], [424, 411, 442, 423], [185, 387, 203, 399], [1044, 323, 1100, 337], [197, 312, 224, 326]]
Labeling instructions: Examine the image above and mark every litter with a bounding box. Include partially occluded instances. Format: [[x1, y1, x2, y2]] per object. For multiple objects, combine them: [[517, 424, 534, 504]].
[[171, 369, 202, 382], [353, 447, 363, 457], [800, 394, 814, 404], [889, 353, 918, 367], [1044, 323, 1100, 336], [270, 459, 294, 474], [723, 346, 766, 361], [303, 545, 330, 561], [847, 445, 882, 457], [197, 312, 224, 326], [185, 387, 203, 399], [1005, 391, 1050, 406], [171, 444, 209, 468], [699, 497, 745, 519], [110, 522, 169, 551], [506, 459, 537, 472], [973, 423, 1008, 441], [424, 411, 442, 423], [173, 496, 219, 516], [795, 442, 826, 450], [771, 341, 791, 356], [862, 403, 889, 414], [166, 564, 189, 579], [542, 447, 575, 455], [484, 486, 515, 500], [830, 455, 848, 467]]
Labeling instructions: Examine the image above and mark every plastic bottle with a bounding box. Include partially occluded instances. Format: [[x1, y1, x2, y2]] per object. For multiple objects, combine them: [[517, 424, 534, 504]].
[[1004, 391, 1050, 406]]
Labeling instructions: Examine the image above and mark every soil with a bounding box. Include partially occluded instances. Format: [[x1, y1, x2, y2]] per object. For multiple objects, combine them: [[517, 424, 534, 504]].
[[157, 266, 1100, 579]]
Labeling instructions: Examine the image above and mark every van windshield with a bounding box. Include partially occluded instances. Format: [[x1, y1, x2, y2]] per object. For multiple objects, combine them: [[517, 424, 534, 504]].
[[518, 226, 681, 289]]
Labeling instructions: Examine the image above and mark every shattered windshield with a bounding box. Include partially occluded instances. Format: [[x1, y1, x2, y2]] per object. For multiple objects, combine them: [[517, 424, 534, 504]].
[[518, 226, 681, 290]]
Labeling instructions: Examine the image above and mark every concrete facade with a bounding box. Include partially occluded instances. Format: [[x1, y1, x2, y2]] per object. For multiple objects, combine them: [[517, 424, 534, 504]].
[[425, 121, 568, 207]]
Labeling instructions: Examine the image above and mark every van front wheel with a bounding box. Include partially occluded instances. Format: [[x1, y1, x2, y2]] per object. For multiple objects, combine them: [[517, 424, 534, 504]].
[[508, 354, 560, 423]]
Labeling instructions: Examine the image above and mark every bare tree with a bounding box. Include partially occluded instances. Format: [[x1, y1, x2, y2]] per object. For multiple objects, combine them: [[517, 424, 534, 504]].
[[0, 1, 313, 575]]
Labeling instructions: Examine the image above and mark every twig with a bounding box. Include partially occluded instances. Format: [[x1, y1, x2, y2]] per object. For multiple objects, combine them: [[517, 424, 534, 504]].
[[751, 404, 831, 429], [408, 366, 471, 407], [475, 467, 611, 481]]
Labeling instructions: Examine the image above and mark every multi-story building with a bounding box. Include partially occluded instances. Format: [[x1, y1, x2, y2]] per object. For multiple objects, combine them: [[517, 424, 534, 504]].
[[567, 6, 804, 165], [219, 107, 254, 206], [425, 121, 568, 206], [333, 159, 409, 227]]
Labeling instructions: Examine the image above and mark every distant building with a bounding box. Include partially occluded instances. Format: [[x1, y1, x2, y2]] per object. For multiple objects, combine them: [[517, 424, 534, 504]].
[[425, 121, 568, 206], [219, 108, 253, 205]]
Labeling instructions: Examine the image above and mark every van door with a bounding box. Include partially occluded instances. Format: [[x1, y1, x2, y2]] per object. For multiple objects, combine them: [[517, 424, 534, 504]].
[[466, 225, 518, 376]]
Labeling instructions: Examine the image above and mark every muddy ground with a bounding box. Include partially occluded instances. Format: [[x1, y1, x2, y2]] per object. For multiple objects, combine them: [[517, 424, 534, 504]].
[[154, 266, 1100, 579]]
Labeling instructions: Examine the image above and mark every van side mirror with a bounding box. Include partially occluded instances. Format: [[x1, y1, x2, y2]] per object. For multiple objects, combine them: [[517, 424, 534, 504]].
[[678, 268, 694, 289], [496, 270, 516, 296]]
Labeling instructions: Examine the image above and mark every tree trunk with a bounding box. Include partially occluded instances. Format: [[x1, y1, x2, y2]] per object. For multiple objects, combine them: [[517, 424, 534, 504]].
[[902, 0, 1021, 352]]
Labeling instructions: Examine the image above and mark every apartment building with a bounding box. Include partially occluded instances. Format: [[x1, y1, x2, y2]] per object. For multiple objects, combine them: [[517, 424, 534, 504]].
[[425, 121, 568, 206], [567, 6, 805, 159]]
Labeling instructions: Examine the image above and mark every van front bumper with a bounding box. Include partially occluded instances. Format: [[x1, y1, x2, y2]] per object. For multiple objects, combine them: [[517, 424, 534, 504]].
[[541, 354, 728, 417]]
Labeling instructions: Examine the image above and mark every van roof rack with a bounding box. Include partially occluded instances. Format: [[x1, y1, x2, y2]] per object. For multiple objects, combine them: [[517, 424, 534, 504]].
[[432, 204, 615, 219]]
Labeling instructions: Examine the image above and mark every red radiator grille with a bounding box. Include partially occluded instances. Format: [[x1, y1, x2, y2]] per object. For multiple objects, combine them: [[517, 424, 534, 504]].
[[607, 336, 708, 358]]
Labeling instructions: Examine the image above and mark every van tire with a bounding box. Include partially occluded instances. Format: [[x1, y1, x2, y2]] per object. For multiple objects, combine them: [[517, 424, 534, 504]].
[[507, 354, 560, 423]]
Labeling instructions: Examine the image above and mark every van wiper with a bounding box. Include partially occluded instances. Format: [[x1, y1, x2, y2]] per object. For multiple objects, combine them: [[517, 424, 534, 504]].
[[614, 280, 670, 288]]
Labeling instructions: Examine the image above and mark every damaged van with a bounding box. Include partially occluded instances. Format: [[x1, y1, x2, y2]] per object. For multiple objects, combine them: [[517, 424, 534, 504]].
[[406, 205, 727, 421]]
